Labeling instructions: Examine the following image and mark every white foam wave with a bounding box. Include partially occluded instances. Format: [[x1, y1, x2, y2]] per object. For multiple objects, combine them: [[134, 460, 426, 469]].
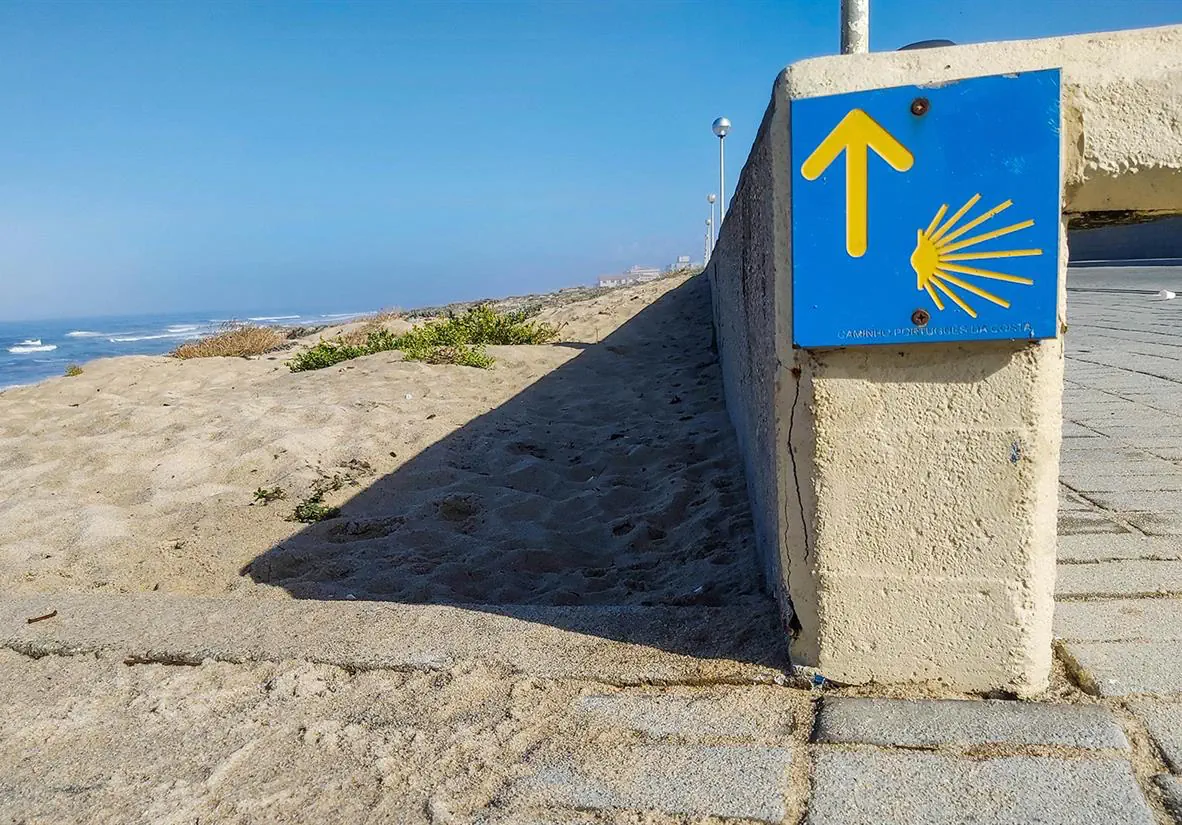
[[66, 330, 103, 338], [108, 332, 193, 343], [8, 344, 57, 354], [247, 315, 300, 322], [166, 325, 200, 333]]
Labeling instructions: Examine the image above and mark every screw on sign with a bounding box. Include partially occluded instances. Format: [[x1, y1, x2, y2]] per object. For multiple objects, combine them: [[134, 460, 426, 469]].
[[790, 69, 1061, 348]]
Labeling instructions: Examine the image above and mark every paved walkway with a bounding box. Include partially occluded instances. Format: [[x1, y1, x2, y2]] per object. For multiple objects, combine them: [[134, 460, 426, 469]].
[[1, 270, 1180, 823]]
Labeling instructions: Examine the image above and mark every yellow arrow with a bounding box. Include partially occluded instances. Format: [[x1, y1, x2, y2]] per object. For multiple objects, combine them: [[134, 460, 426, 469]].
[[801, 108, 914, 258]]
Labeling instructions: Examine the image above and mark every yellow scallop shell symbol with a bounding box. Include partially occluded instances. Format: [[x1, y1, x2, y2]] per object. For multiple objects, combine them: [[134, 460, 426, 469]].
[[910, 194, 1043, 318]]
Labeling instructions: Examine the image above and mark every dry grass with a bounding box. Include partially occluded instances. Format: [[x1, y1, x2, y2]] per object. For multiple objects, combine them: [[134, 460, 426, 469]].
[[337, 308, 403, 347], [358, 307, 402, 324], [337, 324, 381, 347], [171, 323, 289, 359]]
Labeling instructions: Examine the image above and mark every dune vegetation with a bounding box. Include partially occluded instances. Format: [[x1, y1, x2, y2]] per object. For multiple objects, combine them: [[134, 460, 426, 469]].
[[287, 304, 558, 372], [171, 323, 289, 360]]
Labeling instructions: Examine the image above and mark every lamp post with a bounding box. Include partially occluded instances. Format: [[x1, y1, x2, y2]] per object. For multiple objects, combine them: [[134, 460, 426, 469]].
[[841, 0, 869, 54], [707, 193, 717, 253], [704, 217, 713, 264], [711, 117, 731, 243]]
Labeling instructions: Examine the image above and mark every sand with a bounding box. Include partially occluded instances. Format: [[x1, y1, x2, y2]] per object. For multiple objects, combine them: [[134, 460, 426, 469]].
[[0, 647, 803, 824], [0, 273, 765, 608]]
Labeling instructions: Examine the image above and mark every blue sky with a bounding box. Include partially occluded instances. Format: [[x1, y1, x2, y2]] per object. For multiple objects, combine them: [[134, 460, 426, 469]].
[[1, 0, 1179, 321]]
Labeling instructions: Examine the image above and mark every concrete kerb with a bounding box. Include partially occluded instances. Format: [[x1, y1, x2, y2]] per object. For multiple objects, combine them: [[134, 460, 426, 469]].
[[0, 593, 792, 687], [707, 25, 1182, 694]]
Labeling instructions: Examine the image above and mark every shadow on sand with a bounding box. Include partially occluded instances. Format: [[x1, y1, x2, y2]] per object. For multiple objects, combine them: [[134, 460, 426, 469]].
[[242, 276, 788, 668]]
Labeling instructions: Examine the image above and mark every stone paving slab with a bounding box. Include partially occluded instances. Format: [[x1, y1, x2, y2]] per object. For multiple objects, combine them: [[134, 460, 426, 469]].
[[1057, 511, 1130, 535], [1058, 492, 1094, 512], [574, 691, 794, 742], [1090, 491, 1182, 513], [807, 751, 1153, 825], [510, 744, 794, 823], [1060, 443, 1161, 459], [1070, 475, 1182, 493], [1055, 598, 1182, 641], [1125, 510, 1182, 536], [813, 697, 1128, 750], [1158, 775, 1182, 824], [1056, 561, 1182, 597], [1129, 700, 1182, 773], [1059, 642, 1182, 696], [1058, 535, 1182, 563], [1062, 458, 1181, 478]]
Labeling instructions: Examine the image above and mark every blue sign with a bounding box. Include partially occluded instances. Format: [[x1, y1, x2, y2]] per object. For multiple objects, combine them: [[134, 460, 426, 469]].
[[791, 70, 1061, 348]]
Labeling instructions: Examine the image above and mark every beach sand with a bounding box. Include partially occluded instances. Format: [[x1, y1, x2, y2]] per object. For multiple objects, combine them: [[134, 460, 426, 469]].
[[0, 273, 766, 609]]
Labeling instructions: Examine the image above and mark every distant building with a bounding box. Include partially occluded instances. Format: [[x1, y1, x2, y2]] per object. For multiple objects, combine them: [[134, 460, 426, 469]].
[[667, 255, 693, 272], [597, 274, 633, 288], [628, 265, 661, 283], [596, 264, 662, 288]]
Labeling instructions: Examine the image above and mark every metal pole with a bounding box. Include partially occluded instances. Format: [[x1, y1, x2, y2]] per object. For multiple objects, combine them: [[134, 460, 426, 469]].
[[711, 118, 730, 243], [841, 0, 869, 54], [708, 197, 716, 252], [718, 137, 725, 242]]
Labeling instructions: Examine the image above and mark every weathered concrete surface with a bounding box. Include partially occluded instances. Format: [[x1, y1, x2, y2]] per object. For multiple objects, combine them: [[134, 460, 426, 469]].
[[573, 692, 794, 741], [814, 697, 1128, 750], [1059, 642, 1182, 696], [706, 84, 785, 599], [1052, 278, 1182, 699], [510, 744, 794, 823], [1056, 598, 1182, 642], [0, 593, 790, 686], [707, 24, 1182, 691], [502, 686, 802, 822], [1158, 774, 1182, 823], [807, 751, 1155, 825], [1057, 561, 1182, 597], [1058, 535, 1182, 563], [1130, 700, 1182, 773]]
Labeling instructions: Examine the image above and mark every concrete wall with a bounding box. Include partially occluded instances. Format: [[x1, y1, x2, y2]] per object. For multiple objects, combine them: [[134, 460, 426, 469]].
[[708, 99, 785, 595], [706, 25, 1182, 693]]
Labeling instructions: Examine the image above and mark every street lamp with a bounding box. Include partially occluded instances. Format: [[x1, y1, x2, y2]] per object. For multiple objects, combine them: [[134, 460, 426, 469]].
[[712, 117, 731, 243], [840, 0, 870, 54], [704, 217, 713, 264], [707, 193, 717, 253]]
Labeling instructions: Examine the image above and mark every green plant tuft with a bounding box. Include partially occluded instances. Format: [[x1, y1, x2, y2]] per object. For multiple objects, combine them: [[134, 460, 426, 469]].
[[64, 364, 83, 377], [290, 495, 340, 523], [287, 340, 370, 372], [252, 486, 286, 506], [287, 305, 557, 372]]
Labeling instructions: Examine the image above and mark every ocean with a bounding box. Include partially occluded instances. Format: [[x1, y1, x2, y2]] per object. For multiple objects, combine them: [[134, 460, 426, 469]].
[[0, 309, 374, 390]]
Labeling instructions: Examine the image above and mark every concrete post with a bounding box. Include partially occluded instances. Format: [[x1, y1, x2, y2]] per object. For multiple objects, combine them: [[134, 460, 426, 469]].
[[705, 25, 1182, 694]]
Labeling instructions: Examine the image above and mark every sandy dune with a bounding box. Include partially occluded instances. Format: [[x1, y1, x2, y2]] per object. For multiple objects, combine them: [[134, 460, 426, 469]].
[[0, 274, 766, 609]]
